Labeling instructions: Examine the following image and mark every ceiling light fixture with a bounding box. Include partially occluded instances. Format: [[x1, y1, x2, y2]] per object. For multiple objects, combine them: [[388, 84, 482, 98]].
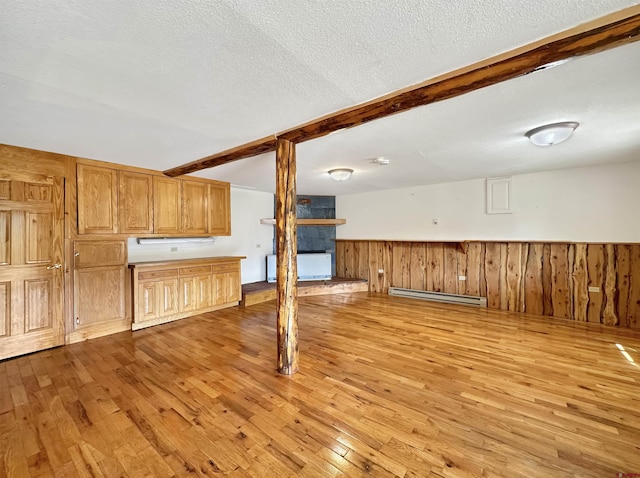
[[526, 121, 579, 146], [328, 168, 353, 181]]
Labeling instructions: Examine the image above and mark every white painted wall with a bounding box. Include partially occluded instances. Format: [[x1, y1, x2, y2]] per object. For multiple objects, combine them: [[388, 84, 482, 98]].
[[336, 161, 640, 242], [128, 188, 273, 283]]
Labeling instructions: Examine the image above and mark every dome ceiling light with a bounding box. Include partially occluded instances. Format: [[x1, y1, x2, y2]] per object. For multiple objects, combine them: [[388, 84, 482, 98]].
[[328, 168, 353, 181], [526, 121, 579, 147]]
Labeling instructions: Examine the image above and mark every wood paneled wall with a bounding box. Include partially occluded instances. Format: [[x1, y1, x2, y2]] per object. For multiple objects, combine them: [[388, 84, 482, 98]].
[[335, 240, 640, 328]]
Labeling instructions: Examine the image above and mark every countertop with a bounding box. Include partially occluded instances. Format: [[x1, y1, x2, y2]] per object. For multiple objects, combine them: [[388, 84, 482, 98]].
[[128, 256, 246, 268]]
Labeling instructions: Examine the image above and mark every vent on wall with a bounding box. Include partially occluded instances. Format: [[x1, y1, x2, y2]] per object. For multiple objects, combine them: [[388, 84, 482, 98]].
[[388, 288, 487, 307]]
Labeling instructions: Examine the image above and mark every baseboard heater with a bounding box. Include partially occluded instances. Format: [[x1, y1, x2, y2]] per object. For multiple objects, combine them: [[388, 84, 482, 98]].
[[388, 287, 487, 307]]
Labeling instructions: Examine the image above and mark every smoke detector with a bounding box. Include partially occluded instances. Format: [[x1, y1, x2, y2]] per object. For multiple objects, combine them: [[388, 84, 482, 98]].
[[372, 157, 390, 165]]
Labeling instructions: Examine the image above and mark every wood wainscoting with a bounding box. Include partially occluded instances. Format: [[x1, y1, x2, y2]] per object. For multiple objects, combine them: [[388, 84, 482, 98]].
[[335, 240, 640, 328]]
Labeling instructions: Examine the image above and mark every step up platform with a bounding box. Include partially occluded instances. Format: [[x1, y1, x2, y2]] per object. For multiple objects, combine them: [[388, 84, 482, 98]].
[[241, 278, 368, 307]]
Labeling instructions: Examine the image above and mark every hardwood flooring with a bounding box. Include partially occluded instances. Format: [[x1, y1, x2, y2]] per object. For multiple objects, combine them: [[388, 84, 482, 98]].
[[1, 293, 640, 477]]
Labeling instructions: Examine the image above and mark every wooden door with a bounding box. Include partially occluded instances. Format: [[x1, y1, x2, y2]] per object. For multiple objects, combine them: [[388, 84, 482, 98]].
[[77, 163, 118, 234], [182, 180, 208, 235], [0, 176, 65, 360], [119, 171, 153, 234], [153, 177, 181, 234], [208, 182, 231, 236]]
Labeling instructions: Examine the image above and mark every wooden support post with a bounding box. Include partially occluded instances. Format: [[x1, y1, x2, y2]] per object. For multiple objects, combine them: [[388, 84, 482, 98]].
[[275, 138, 299, 375]]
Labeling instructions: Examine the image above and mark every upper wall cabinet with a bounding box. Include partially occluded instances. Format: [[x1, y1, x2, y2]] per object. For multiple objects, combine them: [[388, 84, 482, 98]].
[[153, 176, 182, 235], [182, 180, 208, 235], [76, 161, 231, 237], [119, 171, 153, 234], [209, 182, 231, 236], [77, 164, 118, 234]]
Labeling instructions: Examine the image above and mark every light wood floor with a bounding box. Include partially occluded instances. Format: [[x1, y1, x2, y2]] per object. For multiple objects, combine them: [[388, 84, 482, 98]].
[[2, 293, 640, 477]]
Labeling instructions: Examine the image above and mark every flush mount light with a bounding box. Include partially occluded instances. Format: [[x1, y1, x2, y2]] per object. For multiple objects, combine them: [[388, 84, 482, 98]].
[[328, 168, 353, 181], [526, 121, 579, 146]]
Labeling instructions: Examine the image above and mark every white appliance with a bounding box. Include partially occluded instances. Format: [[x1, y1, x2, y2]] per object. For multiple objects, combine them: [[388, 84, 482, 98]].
[[266, 253, 332, 283]]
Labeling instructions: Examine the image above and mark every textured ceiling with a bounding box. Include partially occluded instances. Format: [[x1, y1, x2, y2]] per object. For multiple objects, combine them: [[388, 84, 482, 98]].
[[1, 1, 638, 194]]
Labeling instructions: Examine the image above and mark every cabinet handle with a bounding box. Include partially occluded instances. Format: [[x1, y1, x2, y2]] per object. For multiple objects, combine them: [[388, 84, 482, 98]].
[[74, 252, 80, 257], [46, 263, 62, 270]]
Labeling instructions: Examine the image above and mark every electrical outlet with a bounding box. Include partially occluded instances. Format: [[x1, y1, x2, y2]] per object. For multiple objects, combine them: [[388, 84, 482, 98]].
[[458, 275, 466, 281], [378, 269, 384, 274], [588, 286, 600, 293], [432, 217, 439, 225]]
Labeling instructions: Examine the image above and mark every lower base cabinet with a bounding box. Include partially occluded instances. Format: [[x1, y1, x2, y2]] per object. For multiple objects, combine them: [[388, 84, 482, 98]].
[[130, 257, 243, 330], [71, 240, 130, 343]]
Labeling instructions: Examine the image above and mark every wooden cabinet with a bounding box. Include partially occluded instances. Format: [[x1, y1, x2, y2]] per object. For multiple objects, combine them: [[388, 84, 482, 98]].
[[130, 257, 243, 330], [213, 270, 241, 304], [71, 240, 129, 343], [209, 182, 231, 236], [77, 164, 118, 234], [139, 278, 178, 321], [182, 180, 208, 235], [77, 161, 231, 237], [153, 176, 182, 235], [119, 171, 153, 234]]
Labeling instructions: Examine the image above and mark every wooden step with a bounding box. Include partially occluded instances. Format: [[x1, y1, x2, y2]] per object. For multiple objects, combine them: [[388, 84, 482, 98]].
[[241, 277, 368, 307]]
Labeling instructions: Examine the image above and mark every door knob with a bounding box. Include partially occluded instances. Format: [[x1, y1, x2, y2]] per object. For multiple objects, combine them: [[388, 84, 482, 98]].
[[46, 263, 62, 270]]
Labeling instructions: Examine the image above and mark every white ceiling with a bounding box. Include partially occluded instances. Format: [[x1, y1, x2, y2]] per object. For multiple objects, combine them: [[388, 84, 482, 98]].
[[1, 1, 639, 195]]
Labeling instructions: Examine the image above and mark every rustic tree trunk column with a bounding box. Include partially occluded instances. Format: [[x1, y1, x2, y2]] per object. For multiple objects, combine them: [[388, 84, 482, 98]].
[[275, 138, 298, 375]]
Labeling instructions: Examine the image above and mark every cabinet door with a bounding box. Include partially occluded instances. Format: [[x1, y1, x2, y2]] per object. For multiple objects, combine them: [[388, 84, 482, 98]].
[[213, 273, 228, 305], [182, 180, 208, 235], [159, 279, 179, 316], [77, 164, 118, 234], [153, 177, 181, 234], [226, 271, 241, 302], [208, 182, 231, 236], [119, 171, 153, 234], [138, 279, 178, 322], [74, 241, 126, 268], [138, 282, 160, 321], [75, 266, 126, 328], [195, 275, 213, 309], [73, 240, 127, 331], [179, 276, 197, 312]]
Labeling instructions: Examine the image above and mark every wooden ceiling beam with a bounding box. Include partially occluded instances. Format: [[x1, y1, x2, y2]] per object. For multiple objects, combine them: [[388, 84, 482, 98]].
[[164, 135, 277, 177], [164, 6, 640, 176]]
